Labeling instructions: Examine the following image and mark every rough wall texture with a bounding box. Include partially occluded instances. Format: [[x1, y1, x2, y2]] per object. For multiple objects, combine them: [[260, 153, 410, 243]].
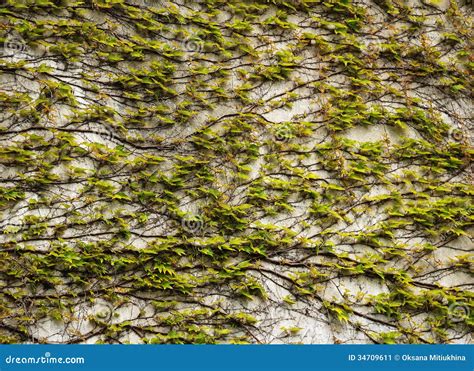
[[0, 0, 472, 344]]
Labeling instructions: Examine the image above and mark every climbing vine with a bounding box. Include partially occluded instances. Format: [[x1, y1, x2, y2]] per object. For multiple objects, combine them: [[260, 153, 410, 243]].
[[0, 0, 472, 344]]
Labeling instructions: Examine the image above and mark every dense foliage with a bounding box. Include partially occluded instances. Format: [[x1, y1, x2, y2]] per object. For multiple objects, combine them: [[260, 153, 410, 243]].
[[0, 0, 472, 343]]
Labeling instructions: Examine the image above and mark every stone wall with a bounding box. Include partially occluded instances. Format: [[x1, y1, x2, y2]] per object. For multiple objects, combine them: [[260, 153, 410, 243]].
[[0, 0, 472, 343]]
